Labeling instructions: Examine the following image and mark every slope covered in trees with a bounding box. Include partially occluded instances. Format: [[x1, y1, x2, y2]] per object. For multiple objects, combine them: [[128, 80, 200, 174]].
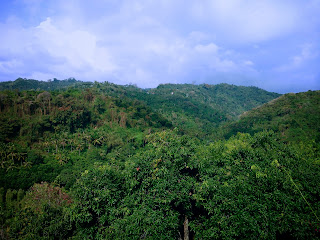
[[0, 79, 281, 138], [0, 79, 319, 239], [0, 84, 171, 190], [140, 83, 280, 138], [0, 77, 92, 91], [223, 90, 320, 143], [55, 81, 280, 138]]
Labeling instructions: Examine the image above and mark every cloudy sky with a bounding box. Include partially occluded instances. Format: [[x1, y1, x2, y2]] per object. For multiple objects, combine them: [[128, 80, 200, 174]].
[[0, 0, 319, 93]]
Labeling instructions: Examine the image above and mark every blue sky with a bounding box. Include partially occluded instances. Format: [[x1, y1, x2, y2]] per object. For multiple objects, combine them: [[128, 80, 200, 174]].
[[0, 0, 319, 93]]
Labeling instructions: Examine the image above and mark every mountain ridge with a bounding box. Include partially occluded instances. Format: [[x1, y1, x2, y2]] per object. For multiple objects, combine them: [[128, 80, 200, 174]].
[[222, 90, 320, 143], [0, 78, 281, 138]]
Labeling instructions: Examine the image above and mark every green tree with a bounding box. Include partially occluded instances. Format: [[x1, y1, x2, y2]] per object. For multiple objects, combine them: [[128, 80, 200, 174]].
[[7, 182, 72, 239], [191, 131, 320, 239], [71, 129, 199, 239]]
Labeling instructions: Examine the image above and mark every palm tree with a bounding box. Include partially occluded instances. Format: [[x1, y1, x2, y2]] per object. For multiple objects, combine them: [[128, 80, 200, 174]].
[[55, 153, 68, 165], [93, 136, 104, 147], [69, 138, 77, 152], [43, 141, 50, 153], [83, 132, 92, 149], [76, 142, 84, 155], [22, 161, 32, 168]]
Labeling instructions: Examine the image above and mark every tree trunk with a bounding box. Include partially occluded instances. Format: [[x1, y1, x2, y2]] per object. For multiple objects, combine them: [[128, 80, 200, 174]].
[[184, 215, 189, 240]]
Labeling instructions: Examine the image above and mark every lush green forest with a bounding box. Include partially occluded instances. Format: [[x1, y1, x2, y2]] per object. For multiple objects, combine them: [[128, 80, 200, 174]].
[[222, 91, 320, 143], [0, 79, 319, 239], [0, 77, 92, 91]]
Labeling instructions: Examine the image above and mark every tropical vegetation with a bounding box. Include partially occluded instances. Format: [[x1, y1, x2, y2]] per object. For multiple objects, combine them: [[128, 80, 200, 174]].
[[0, 78, 319, 239]]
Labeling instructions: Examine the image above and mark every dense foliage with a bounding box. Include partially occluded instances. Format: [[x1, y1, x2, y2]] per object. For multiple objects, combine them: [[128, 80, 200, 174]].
[[0, 77, 92, 91], [0, 84, 171, 191], [92, 82, 280, 138], [223, 91, 320, 143], [0, 79, 319, 239], [0, 79, 280, 139]]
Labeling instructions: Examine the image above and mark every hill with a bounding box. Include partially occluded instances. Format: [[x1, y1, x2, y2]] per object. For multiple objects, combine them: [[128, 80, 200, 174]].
[[0, 77, 92, 91], [222, 90, 320, 143], [0, 85, 172, 190], [0, 79, 281, 138], [141, 83, 281, 137], [144, 83, 280, 119], [90, 82, 281, 138]]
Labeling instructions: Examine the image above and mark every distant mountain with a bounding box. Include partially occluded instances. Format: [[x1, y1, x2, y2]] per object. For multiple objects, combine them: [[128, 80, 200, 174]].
[[121, 83, 281, 138], [0, 79, 281, 138], [142, 83, 281, 118], [222, 90, 320, 143], [0, 78, 93, 91]]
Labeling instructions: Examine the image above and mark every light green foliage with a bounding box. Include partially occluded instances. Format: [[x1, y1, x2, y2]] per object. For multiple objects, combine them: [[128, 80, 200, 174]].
[[70, 129, 199, 239], [191, 131, 320, 239], [224, 90, 320, 143], [120, 83, 280, 139]]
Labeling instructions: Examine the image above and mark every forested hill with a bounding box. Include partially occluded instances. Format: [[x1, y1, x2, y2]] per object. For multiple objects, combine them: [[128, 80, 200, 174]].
[[0, 79, 281, 116], [143, 83, 280, 119], [0, 79, 281, 138], [223, 90, 320, 143], [0, 84, 172, 187], [129, 83, 281, 137], [96, 82, 281, 119], [0, 77, 92, 91], [1, 79, 320, 239]]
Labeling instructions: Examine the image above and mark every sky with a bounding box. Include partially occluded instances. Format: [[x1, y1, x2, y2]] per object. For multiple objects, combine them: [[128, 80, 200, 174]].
[[0, 0, 319, 93]]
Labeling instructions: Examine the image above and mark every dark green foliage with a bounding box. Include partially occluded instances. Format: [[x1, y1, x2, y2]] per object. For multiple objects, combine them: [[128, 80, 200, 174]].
[[69, 129, 199, 239], [7, 182, 72, 239], [0, 84, 171, 192], [115, 83, 281, 138], [0, 116, 21, 142], [71, 163, 127, 238], [65, 131, 320, 239], [0, 79, 280, 139], [192, 131, 320, 239], [0, 79, 319, 239], [223, 91, 320, 143], [0, 77, 92, 91]]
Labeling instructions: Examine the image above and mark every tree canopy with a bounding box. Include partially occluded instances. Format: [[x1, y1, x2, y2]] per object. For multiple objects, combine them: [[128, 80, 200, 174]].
[[0, 79, 319, 239]]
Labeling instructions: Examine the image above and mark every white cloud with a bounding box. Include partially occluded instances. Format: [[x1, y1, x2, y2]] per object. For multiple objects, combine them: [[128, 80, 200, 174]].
[[0, 0, 318, 92], [195, 43, 219, 54], [276, 44, 318, 72], [0, 8, 261, 87], [0, 59, 24, 74], [0, 16, 118, 81], [35, 17, 117, 72], [191, 0, 301, 43], [243, 60, 254, 67], [292, 44, 315, 66]]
